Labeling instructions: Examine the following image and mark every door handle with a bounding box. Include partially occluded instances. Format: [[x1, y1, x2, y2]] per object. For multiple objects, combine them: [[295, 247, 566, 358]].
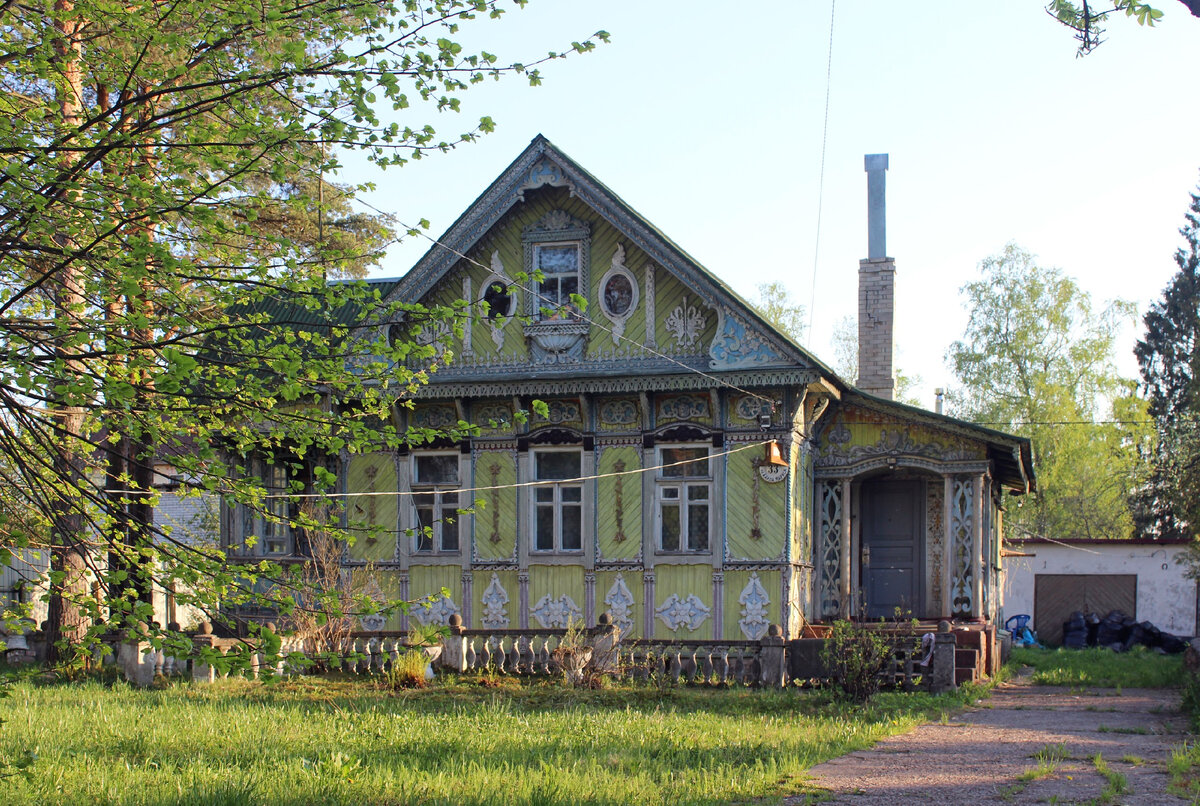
[[862, 546, 871, 567]]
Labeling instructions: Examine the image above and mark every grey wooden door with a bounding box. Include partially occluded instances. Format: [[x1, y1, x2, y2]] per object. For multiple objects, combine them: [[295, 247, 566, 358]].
[[861, 480, 923, 619]]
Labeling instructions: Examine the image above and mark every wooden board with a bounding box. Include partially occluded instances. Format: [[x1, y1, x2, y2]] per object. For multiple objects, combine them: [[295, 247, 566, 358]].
[[1033, 574, 1136, 646]]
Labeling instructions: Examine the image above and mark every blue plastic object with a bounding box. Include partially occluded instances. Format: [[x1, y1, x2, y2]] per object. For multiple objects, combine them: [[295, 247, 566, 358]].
[[1005, 614, 1031, 632]]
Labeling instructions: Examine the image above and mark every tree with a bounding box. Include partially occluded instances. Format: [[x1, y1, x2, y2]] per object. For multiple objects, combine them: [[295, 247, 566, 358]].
[[1047, 1, 1199, 56], [0, 0, 607, 663], [947, 243, 1147, 541], [753, 282, 806, 344], [1132, 185, 1200, 540]]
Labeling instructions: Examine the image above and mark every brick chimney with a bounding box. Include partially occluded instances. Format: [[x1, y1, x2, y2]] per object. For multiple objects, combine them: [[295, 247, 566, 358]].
[[857, 153, 895, 400]]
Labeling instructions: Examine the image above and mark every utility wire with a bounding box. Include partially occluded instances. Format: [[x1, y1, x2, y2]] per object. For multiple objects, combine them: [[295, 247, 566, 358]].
[[806, 0, 836, 346]]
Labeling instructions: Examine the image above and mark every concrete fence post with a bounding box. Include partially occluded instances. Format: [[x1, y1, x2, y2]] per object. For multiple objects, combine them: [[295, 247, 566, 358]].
[[589, 613, 622, 673], [759, 624, 787, 689], [191, 622, 217, 684], [440, 614, 468, 673], [122, 623, 156, 687], [929, 620, 958, 694]]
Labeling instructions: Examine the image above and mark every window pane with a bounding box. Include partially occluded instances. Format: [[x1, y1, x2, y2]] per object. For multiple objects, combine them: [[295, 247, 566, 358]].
[[661, 503, 681, 551], [535, 506, 555, 551], [562, 506, 582, 551], [688, 503, 709, 552], [415, 455, 458, 485], [687, 485, 709, 501], [661, 447, 708, 478], [661, 486, 680, 500], [535, 487, 554, 502], [441, 517, 459, 552], [538, 245, 578, 274], [536, 452, 581, 481], [561, 276, 578, 299], [561, 486, 582, 503]]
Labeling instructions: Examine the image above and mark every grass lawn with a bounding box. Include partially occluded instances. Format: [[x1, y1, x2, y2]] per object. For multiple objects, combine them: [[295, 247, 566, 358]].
[[1009, 645, 1184, 688], [0, 672, 982, 806]]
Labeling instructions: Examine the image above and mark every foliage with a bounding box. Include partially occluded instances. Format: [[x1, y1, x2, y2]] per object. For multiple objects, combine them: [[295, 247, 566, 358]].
[[829, 315, 923, 406], [819, 620, 902, 703], [0, 0, 606, 663], [1046, 1, 1173, 56], [0, 675, 985, 805], [1168, 740, 1200, 801], [1133, 185, 1200, 542], [752, 282, 806, 344], [381, 649, 430, 689], [947, 243, 1146, 541], [1009, 646, 1183, 688]]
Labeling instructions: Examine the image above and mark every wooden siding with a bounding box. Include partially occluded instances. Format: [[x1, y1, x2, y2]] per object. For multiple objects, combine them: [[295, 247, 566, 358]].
[[473, 569, 518, 629], [596, 570, 642, 639], [722, 569, 780, 640], [818, 404, 987, 462], [472, 449, 517, 561], [409, 565, 463, 620], [790, 441, 813, 569], [653, 564, 714, 640], [528, 564, 585, 622], [361, 569, 404, 631], [345, 452, 398, 562], [597, 445, 642, 560], [726, 449, 787, 562]]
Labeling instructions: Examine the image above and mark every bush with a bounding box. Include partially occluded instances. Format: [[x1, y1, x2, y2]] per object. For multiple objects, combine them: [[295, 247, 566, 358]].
[[381, 650, 429, 690], [820, 620, 897, 702]]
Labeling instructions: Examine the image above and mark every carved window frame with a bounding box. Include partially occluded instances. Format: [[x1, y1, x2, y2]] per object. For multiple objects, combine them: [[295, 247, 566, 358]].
[[522, 212, 591, 319], [410, 452, 463, 555], [654, 443, 713, 555], [234, 457, 307, 558], [598, 251, 639, 335]]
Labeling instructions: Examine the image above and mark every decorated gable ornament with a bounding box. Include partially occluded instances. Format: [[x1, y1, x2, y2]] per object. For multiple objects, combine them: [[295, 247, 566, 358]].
[[708, 307, 784, 369]]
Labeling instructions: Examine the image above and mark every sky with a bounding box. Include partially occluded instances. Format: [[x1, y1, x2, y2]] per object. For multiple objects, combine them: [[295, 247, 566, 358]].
[[344, 1, 1200, 410]]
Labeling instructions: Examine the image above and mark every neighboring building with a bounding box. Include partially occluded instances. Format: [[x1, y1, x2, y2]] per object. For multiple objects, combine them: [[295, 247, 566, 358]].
[[1003, 537, 1197, 645], [222, 136, 1035, 640]]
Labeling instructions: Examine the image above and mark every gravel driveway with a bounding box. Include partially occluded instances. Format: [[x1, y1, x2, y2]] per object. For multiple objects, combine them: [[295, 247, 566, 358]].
[[795, 675, 1192, 804]]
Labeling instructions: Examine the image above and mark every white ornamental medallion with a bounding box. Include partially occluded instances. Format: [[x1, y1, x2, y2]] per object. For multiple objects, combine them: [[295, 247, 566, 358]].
[[480, 573, 510, 629], [737, 573, 771, 640], [412, 594, 460, 626], [655, 593, 710, 632], [603, 575, 636, 636], [530, 594, 583, 629]]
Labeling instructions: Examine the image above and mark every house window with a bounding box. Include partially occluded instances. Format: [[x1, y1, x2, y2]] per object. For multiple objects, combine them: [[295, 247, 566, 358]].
[[533, 242, 581, 313], [236, 460, 297, 556], [412, 454, 461, 553], [532, 450, 583, 552], [656, 446, 711, 553]]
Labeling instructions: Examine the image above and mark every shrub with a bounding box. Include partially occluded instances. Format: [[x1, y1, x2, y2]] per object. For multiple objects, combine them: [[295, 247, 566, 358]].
[[820, 620, 896, 702], [382, 650, 429, 690]]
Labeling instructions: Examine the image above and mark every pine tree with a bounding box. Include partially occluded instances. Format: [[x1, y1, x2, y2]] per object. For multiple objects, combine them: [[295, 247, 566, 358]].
[[1133, 185, 1200, 540]]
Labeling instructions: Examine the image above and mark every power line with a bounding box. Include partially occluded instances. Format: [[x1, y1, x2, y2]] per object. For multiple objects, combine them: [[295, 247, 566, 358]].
[[806, 0, 836, 346], [395, 220, 778, 408]]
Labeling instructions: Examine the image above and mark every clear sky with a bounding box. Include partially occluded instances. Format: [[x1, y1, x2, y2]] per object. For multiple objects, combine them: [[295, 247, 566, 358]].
[[347, 1, 1200, 410]]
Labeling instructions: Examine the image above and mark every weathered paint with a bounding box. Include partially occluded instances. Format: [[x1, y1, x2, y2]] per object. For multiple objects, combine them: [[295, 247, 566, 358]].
[[473, 569, 519, 629], [722, 569, 780, 640], [597, 445, 642, 560], [408, 565, 463, 620], [472, 449, 517, 561], [528, 564, 585, 623], [726, 448, 786, 562], [653, 563, 714, 640], [596, 570, 642, 639], [345, 452, 398, 562], [1003, 541, 1198, 637]]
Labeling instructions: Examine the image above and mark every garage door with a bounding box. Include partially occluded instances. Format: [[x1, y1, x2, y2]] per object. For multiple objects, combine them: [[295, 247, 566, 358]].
[[1033, 574, 1137, 646]]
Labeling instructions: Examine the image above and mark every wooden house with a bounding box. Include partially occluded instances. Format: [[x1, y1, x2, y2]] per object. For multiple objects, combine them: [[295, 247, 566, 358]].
[[223, 136, 1034, 640]]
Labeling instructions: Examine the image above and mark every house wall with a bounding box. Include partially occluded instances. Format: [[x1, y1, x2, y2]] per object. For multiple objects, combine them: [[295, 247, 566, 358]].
[[1003, 541, 1198, 637]]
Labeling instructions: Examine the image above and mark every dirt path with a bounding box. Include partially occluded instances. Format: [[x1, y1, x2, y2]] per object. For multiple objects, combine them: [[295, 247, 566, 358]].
[[796, 676, 1192, 805]]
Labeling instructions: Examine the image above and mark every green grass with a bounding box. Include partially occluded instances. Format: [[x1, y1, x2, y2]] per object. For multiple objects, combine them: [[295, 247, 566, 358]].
[[0, 673, 984, 806], [1168, 741, 1200, 801], [1090, 753, 1130, 804], [1010, 646, 1183, 688]]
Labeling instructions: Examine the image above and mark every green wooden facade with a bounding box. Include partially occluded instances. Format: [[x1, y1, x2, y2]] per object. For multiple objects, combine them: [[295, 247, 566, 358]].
[[224, 136, 1034, 637]]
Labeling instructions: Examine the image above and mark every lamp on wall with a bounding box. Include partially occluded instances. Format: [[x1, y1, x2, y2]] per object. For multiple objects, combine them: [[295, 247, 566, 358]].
[[764, 440, 787, 467]]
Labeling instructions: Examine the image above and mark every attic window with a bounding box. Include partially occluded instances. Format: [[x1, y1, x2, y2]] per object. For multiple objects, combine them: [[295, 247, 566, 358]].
[[533, 243, 580, 314], [483, 280, 514, 320]]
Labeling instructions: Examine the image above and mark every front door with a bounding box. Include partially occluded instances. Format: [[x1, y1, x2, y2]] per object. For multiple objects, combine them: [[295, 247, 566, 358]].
[[860, 480, 923, 619]]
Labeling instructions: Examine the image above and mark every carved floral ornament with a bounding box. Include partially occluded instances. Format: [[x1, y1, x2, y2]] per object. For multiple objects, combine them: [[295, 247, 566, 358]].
[[658, 395, 709, 421], [708, 307, 783, 369], [665, 294, 707, 349], [604, 575, 635, 635], [412, 594, 460, 626], [655, 593, 710, 632], [599, 398, 638, 426], [737, 573, 771, 640], [530, 594, 582, 629], [480, 574, 510, 629]]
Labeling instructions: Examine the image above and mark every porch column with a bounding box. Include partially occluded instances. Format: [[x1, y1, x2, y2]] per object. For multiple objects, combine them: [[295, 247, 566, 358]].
[[839, 478, 852, 618], [971, 473, 985, 620], [942, 476, 953, 618]]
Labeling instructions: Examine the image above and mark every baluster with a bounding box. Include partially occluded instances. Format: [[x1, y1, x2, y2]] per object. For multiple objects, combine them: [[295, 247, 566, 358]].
[[515, 634, 530, 674], [714, 645, 728, 684], [541, 636, 553, 675], [697, 646, 713, 684], [668, 647, 681, 683], [464, 637, 477, 671], [481, 637, 496, 672]]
